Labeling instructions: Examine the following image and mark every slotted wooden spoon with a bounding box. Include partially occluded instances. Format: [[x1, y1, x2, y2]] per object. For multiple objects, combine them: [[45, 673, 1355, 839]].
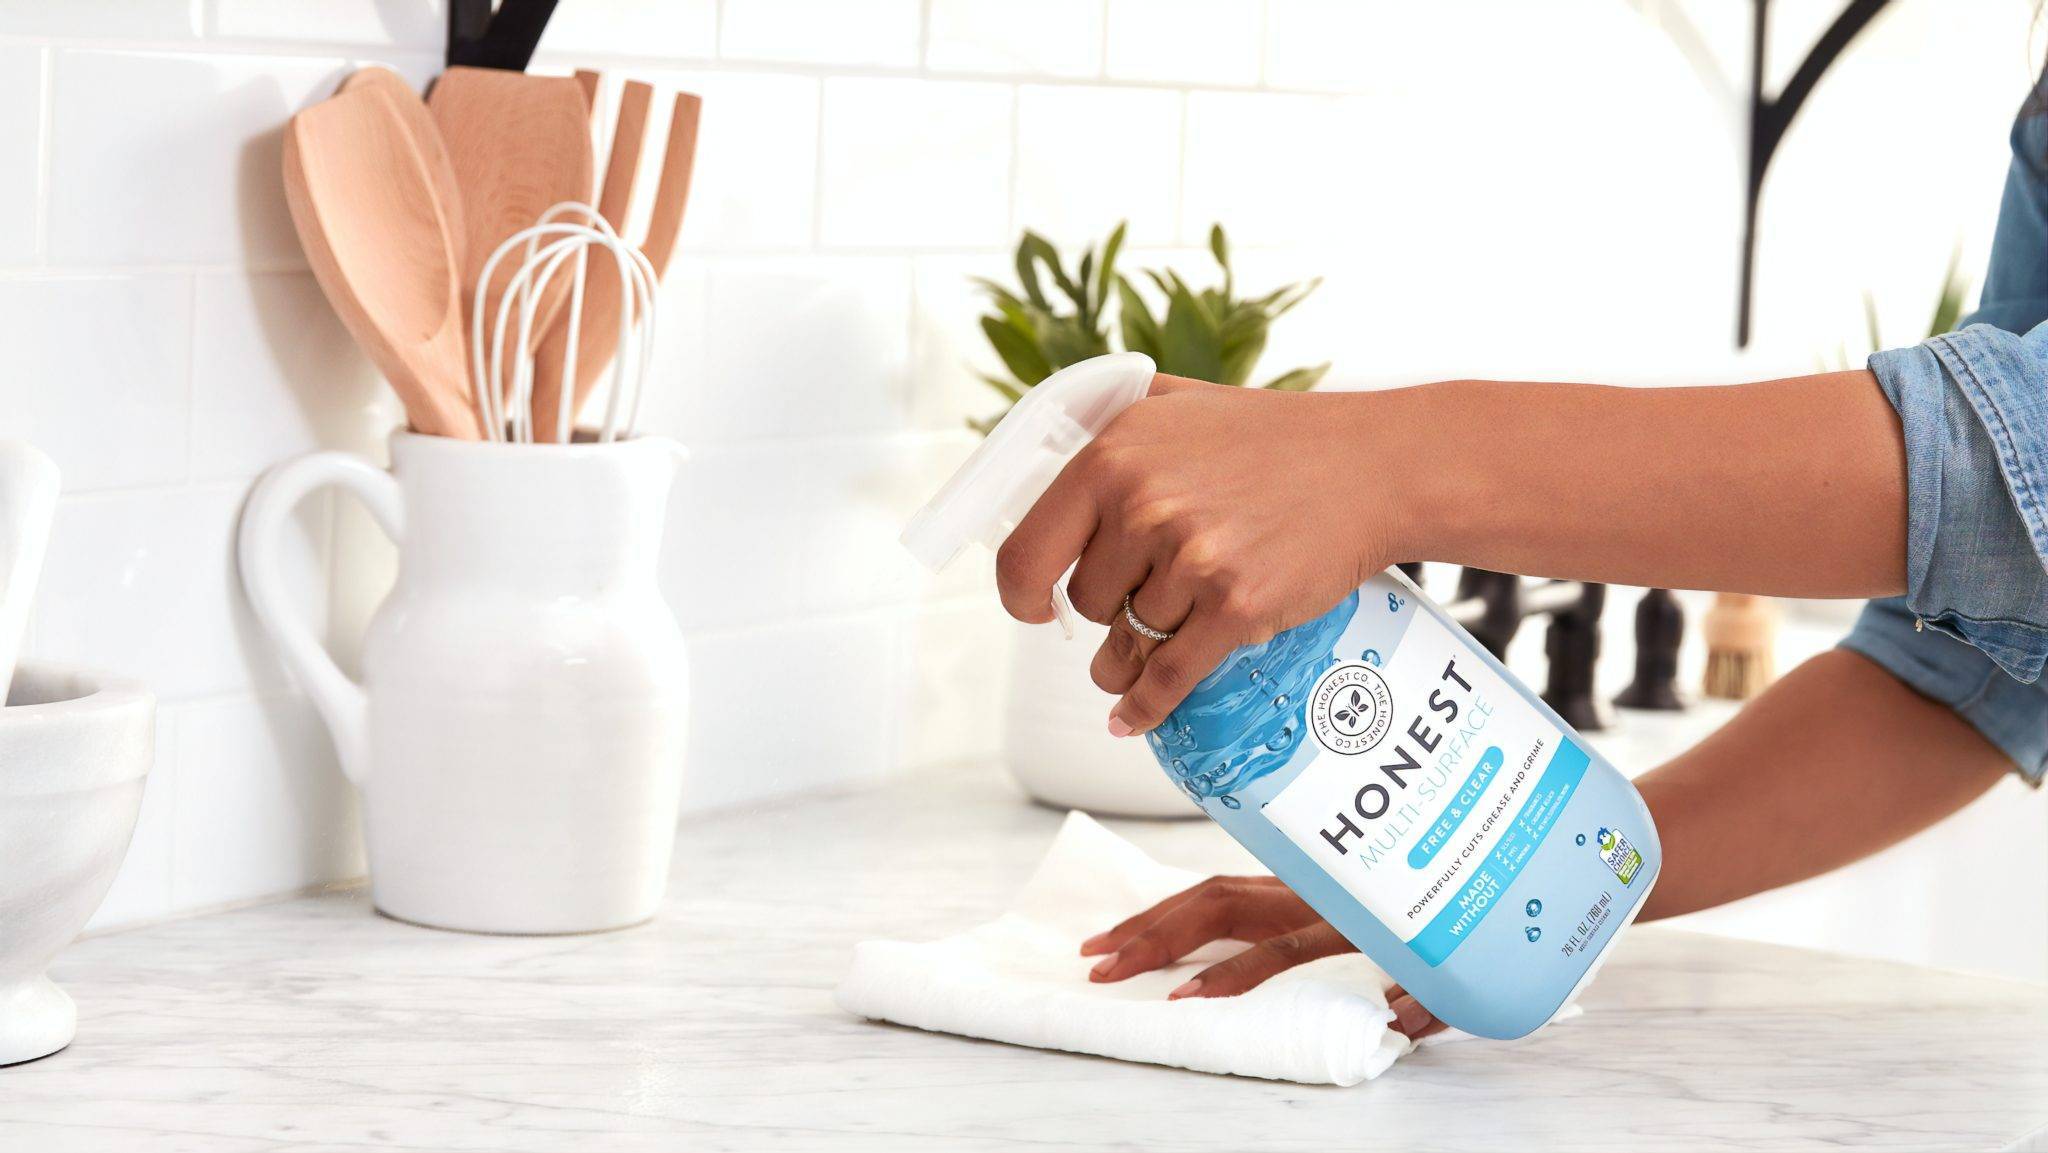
[[281, 86, 481, 438], [427, 66, 594, 390], [527, 75, 702, 442]]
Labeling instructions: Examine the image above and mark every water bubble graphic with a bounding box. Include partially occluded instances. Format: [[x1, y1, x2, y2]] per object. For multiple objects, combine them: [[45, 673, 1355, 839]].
[[1574, 833, 1587, 846], [1249, 669, 1263, 684], [1525, 926, 1542, 943], [1271, 694, 1289, 710], [1219, 795, 1241, 810], [1524, 899, 1542, 917]]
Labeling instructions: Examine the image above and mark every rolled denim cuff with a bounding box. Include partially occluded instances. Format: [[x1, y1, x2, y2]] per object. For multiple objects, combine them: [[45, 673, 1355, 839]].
[[1840, 598, 2047, 785], [1867, 323, 2048, 683]]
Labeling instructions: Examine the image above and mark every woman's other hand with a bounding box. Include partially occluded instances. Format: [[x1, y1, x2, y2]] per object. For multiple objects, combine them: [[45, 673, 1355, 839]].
[[994, 376, 1399, 736], [1080, 874, 1447, 1040]]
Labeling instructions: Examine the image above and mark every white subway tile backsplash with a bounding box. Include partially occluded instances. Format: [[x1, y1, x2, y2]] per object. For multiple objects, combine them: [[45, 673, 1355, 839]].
[[48, 50, 344, 267], [926, 0, 1104, 78], [1262, 0, 1374, 92], [1014, 85, 1181, 247], [31, 484, 329, 701], [209, 0, 442, 48], [170, 692, 362, 910], [535, 0, 717, 60], [819, 77, 1013, 249], [1105, 0, 1262, 86], [0, 47, 41, 267], [895, 597, 1009, 771], [693, 256, 912, 440], [190, 271, 381, 480], [0, 0, 199, 40], [909, 252, 1012, 432], [662, 433, 974, 631], [719, 0, 923, 68], [678, 611, 905, 813], [0, 275, 191, 492], [1180, 90, 1362, 248], [84, 708, 180, 932], [633, 70, 821, 252]]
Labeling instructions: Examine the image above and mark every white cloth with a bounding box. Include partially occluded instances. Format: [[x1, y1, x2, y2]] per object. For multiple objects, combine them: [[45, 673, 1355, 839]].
[[835, 811, 1561, 1085]]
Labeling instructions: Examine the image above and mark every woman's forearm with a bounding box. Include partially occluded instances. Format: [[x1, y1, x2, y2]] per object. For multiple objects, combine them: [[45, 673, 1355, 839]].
[[1379, 371, 1909, 597], [1634, 649, 2009, 921]]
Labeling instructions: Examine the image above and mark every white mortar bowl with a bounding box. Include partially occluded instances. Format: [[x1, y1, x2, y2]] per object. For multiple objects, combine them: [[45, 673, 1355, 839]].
[[0, 664, 153, 1066]]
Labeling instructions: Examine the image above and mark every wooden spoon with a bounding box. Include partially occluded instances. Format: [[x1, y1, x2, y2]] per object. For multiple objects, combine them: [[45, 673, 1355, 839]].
[[426, 66, 594, 382], [282, 87, 481, 438], [528, 85, 702, 441], [336, 66, 465, 268]]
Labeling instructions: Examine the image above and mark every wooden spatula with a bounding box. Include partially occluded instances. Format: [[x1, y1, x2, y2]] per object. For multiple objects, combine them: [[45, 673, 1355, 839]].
[[282, 86, 481, 439], [336, 66, 465, 268], [528, 80, 702, 441], [426, 66, 594, 379]]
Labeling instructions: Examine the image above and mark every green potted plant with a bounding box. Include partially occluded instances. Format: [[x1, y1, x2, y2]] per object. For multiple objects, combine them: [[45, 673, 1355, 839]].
[[970, 222, 1330, 816]]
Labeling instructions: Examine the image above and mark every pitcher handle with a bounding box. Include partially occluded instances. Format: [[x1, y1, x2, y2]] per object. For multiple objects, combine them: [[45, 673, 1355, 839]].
[[237, 452, 403, 787]]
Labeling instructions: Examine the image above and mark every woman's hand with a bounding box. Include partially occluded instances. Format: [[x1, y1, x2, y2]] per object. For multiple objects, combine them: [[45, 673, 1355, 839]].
[[994, 375, 1400, 735], [1081, 875, 1446, 1040]]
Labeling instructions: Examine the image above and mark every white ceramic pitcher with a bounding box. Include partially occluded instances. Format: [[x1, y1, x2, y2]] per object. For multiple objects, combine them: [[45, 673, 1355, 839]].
[[239, 432, 690, 934]]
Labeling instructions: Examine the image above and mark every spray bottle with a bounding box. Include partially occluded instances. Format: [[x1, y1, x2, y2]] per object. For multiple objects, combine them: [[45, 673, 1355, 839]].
[[902, 352, 1659, 1039]]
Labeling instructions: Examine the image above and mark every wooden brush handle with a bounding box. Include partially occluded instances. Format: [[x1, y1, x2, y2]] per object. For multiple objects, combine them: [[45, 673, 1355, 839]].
[[1703, 593, 1775, 648]]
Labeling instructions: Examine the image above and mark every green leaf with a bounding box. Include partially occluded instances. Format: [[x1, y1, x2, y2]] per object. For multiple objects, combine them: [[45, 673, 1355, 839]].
[[980, 314, 1054, 386], [1013, 239, 1050, 311], [1096, 221, 1127, 306], [976, 372, 1026, 402], [1075, 250, 1096, 326], [1020, 233, 1083, 309], [1259, 362, 1331, 392], [1116, 275, 1162, 359], [1159, 279, 1224, 382], [1208, 223, 1232, 297]]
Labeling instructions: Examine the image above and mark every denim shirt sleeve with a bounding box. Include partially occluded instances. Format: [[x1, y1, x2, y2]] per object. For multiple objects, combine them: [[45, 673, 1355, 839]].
[[1836, 87, 2048, 783], [1842, 597, 2048, 784], [1863, 322, 2048, 683]]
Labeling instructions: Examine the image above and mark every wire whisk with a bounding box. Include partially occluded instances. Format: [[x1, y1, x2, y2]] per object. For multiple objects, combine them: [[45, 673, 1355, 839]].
[[470, 201, 659, 444]]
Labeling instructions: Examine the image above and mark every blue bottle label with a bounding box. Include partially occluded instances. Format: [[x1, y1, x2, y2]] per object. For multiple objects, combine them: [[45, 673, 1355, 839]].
[[1261, 606, 1584, 966]]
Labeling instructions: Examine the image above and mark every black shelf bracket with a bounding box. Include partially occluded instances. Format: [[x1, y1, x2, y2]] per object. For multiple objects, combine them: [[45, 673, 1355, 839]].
[[448, 0, 561, 72], [1736, 0, 1893, 346]]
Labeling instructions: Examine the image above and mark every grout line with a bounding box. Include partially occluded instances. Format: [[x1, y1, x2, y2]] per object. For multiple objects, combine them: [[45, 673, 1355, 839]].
[[0, 32, 1355, 98], [682, 594, 993, 644]]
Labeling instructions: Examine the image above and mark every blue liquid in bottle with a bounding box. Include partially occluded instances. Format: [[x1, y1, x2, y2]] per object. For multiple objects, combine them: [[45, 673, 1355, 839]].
[[903, 353, 1659, 1039]]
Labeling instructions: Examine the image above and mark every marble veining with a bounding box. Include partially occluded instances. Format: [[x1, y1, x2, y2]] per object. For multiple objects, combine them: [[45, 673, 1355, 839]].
[[4, 768, 2046, 1151]]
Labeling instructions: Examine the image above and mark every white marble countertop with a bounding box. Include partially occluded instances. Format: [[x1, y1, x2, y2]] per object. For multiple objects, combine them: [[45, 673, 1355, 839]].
[[8, 766, 2047, 1152]]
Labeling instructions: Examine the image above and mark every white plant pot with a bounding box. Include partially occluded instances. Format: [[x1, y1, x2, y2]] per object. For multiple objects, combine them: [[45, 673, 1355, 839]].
[[0, 664, 155, 1066], [1002, 619, 1196, 818]]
